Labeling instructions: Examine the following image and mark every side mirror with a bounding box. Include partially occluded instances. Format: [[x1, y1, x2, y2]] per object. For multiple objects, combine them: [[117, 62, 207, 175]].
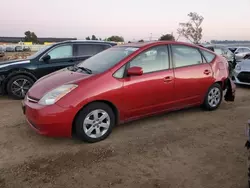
[[127, 66, 143, 76], [42, 54, 51, 62]]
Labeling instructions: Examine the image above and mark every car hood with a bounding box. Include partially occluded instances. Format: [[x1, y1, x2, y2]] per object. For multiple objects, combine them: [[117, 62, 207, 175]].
[[0, 59, 30, 68], [28, 68, 92, 99], [238, 60, 250, 71]]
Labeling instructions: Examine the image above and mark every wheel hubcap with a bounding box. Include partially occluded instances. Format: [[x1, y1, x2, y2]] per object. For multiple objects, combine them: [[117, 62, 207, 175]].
[[83, 109, 110, 138], [11, 79, 32, 98], [208, 87, 221, 107]]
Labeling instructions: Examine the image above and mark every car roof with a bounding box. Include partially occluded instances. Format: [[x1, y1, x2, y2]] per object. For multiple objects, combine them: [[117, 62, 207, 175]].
[[118, 41, 202, 49], [57, 40, 117, 45]]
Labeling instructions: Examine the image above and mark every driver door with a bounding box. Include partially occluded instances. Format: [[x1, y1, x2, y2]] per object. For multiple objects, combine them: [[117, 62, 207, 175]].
[[120, 45, 175, 120], [37, 44, 77, 78]]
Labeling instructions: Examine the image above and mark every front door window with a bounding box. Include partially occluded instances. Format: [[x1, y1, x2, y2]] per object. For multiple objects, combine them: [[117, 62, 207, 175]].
[[47, 45, 73, 60]]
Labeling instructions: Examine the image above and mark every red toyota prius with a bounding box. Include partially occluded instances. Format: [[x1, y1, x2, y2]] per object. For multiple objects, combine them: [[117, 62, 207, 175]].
[[22, 41, 235, 143]]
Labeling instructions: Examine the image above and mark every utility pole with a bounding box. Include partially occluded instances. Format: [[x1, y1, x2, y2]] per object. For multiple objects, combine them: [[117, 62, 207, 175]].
[[149, 33, 152, 41]]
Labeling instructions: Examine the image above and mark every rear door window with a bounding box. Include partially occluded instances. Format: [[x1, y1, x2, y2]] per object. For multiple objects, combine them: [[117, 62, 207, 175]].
[[75, 44, 111, 57], [172, 45, 203, 68]]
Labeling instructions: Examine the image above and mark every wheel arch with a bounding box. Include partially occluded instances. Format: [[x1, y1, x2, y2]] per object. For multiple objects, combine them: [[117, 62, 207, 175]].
[[71, 100, 120, 136], [3, 69, 37, 93]]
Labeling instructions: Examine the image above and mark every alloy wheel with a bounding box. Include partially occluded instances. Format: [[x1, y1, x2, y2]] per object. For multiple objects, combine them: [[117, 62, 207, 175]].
[[11, 78, 32, 98], [208, 87, 221, 107], [83, 109, 111, 139]]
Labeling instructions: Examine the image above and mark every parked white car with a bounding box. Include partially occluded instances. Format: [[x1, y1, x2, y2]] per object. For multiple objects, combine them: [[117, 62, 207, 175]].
[[233, 59, 250, 85], [229, 47, 250, 62]]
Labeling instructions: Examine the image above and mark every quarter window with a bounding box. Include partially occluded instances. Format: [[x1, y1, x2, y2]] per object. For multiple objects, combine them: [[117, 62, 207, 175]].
[[75, 44, 110, 56], [47, 45, 73, 59], [113, 65, 126, 78], [172, 45, 203, 68], [129, 45, 169, 74], [214, 48, 223, 55], [201, 49, 216, 63]]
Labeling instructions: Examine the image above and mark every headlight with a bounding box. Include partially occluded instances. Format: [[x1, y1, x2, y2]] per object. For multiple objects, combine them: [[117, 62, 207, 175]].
[[235, 64, 241, 71], [38, 84, 78, 105]]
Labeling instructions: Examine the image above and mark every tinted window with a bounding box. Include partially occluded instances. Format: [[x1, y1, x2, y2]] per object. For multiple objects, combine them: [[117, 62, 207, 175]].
[[172, 45, 202, 68], [48, 45, 73, 59], [228, 48, 237, 53], [78, 46, 139, 73], [76, 44, 110, 56], [129, 45, 169, 73], [201, 50, 216, 63]]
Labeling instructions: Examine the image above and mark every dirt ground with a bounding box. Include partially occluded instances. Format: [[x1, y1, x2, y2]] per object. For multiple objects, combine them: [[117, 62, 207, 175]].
[[0, 86, 249, 188]]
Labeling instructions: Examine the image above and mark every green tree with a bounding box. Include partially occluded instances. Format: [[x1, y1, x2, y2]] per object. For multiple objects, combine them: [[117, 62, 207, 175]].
[[128, 41, 132, 43], [177, 12, 204, 44], [138, 39, 144, 42], [24, 31, 38, 43], [107, 36, 124, 42], [158, 34, 175, 41], [85, 36, 91, 40], [91, 35, 98, 40]]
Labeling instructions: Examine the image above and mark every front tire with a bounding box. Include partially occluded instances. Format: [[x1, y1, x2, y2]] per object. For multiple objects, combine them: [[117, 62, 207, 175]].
[[203, 83, 223, 111], [7, 75, 34, 99], [75, 102, 115, 143]]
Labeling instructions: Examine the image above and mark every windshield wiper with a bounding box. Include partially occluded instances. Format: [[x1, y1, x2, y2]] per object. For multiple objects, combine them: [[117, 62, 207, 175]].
[[75, 65, 92, 74]]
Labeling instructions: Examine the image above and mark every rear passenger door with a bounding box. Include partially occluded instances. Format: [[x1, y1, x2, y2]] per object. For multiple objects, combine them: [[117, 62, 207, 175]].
[[74, 43, 112, 63], [171, 45, 214, 106]]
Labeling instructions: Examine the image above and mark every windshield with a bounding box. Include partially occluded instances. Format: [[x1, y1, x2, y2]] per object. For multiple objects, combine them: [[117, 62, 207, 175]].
[[27, 45, 52, 59], [77, 46, 139, 73]]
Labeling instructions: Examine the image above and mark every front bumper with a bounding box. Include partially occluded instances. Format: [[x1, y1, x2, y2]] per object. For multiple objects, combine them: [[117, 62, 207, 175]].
[[22, 98, 77, 137], [232, 70, 250, 86]]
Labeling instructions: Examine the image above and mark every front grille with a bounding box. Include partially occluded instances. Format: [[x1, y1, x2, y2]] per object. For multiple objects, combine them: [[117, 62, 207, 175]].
[[27, 96, 39, 103], [237, 72, 250, 83]]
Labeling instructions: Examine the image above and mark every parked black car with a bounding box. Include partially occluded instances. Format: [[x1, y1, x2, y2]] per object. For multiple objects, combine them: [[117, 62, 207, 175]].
[[0, 40, 116, 99]]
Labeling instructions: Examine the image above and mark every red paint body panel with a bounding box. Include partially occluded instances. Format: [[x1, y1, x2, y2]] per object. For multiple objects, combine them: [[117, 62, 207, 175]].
[[23, 100, 77, 137], [23, 41, 231, 138]]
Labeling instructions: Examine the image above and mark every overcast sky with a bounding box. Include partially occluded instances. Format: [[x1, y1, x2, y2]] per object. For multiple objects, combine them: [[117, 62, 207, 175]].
[[1, 0, 250, 42]]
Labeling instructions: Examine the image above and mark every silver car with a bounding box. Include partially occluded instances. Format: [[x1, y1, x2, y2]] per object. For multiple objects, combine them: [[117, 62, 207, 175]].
[[229, 47, 250, 62], [233, 59, 250, 85]]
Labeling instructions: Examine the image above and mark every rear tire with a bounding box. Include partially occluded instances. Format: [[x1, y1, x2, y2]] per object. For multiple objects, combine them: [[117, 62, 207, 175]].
[[74, 102, 115, 143], [202, 83, 223, 111], [7, 75, 34, 100]]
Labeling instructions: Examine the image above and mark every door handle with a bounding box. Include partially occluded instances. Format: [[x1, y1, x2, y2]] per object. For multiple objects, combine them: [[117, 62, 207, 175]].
[[204, 70, 211, 75], [163, 76, 173, 83]]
